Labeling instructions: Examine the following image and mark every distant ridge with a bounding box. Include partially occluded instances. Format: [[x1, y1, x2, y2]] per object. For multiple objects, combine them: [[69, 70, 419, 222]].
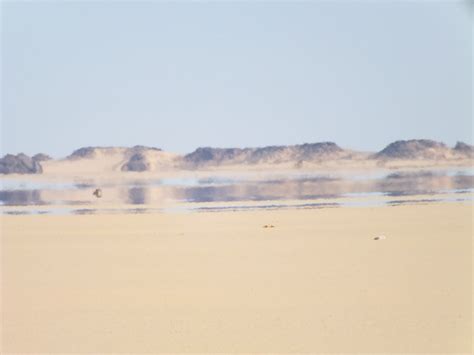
[[374, 139, 471, 160], [453, 141, 474, 158], [32, 153, 52, 162], [0, 153, 43, 174], [184, 142, 348, 167], [0, 140, 472, 174], [67, 145, 162, 160]]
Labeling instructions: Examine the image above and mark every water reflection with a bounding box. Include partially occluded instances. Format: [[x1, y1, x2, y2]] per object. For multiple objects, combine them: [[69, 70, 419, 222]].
[[127, 208, 152, 214], [195, 202, 340, 212], [388, 199, 439, 205], [75, 183, 95, 189], [177, 177, 345, 203], [0, 190, 45, 206], [4, 210, 31, 215], [72, 209, 97, 215], [128, 187, 149, 204], [375, 172, 473, 197], [452, 175, 474, 187], [175, 172, 474, 203], [1, 168, 473, 213]]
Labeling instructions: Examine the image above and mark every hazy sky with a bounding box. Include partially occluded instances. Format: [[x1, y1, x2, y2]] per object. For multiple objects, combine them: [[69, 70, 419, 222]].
[[1, 1, 472, 158]]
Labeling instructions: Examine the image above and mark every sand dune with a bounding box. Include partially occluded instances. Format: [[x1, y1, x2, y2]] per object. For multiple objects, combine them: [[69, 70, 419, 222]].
[[42, 147, 180, 175]]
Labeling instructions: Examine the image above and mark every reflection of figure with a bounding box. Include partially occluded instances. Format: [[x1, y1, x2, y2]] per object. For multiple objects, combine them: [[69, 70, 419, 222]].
[[128, 187, 147, 204], [93, 189, 102, 198]]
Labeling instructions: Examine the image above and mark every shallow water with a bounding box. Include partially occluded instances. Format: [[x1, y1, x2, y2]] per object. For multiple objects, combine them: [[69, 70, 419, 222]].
[[1, 168, 472, 214]]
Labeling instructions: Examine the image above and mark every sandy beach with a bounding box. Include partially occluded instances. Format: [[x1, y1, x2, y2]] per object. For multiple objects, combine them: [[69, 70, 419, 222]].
[[1, 203, 472, 353]]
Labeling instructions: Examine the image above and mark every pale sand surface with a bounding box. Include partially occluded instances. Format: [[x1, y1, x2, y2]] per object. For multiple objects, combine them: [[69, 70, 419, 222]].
[[1, 204, 472, 353]]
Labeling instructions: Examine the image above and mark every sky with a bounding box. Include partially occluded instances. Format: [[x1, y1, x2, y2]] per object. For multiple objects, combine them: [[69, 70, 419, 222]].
[[1, 0, 472, 158]]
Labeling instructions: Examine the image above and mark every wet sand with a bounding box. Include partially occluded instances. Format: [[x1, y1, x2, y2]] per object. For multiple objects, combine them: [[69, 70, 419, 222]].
[[1, 203, 472, 353]]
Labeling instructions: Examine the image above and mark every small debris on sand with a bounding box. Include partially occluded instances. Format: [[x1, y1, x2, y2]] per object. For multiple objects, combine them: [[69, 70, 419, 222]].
[[93, 189, 102, 198], [263, 224, 275, 228], [374, 235, 386, 240]]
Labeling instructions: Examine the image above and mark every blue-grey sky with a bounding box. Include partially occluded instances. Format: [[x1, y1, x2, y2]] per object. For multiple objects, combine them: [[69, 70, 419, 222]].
[[1, 1, 472, 158]]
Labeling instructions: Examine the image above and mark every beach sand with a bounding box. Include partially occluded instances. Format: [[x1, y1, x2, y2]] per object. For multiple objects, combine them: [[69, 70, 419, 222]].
[[1, 203, 472, 353]]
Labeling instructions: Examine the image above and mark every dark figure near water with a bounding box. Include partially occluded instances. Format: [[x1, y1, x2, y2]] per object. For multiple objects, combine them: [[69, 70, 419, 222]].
[[93, 189, 102, 198]]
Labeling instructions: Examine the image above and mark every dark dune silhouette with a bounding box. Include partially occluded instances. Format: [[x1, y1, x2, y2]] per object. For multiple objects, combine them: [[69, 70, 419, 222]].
[[0, 153, 43, 174], [183, 142, 348, 167], [68, 146, 161, 160], [32, 153, 52, 162], [453, 141, 474, 158], [373, 139, 452, 160], [121, 153, 150, 172]]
